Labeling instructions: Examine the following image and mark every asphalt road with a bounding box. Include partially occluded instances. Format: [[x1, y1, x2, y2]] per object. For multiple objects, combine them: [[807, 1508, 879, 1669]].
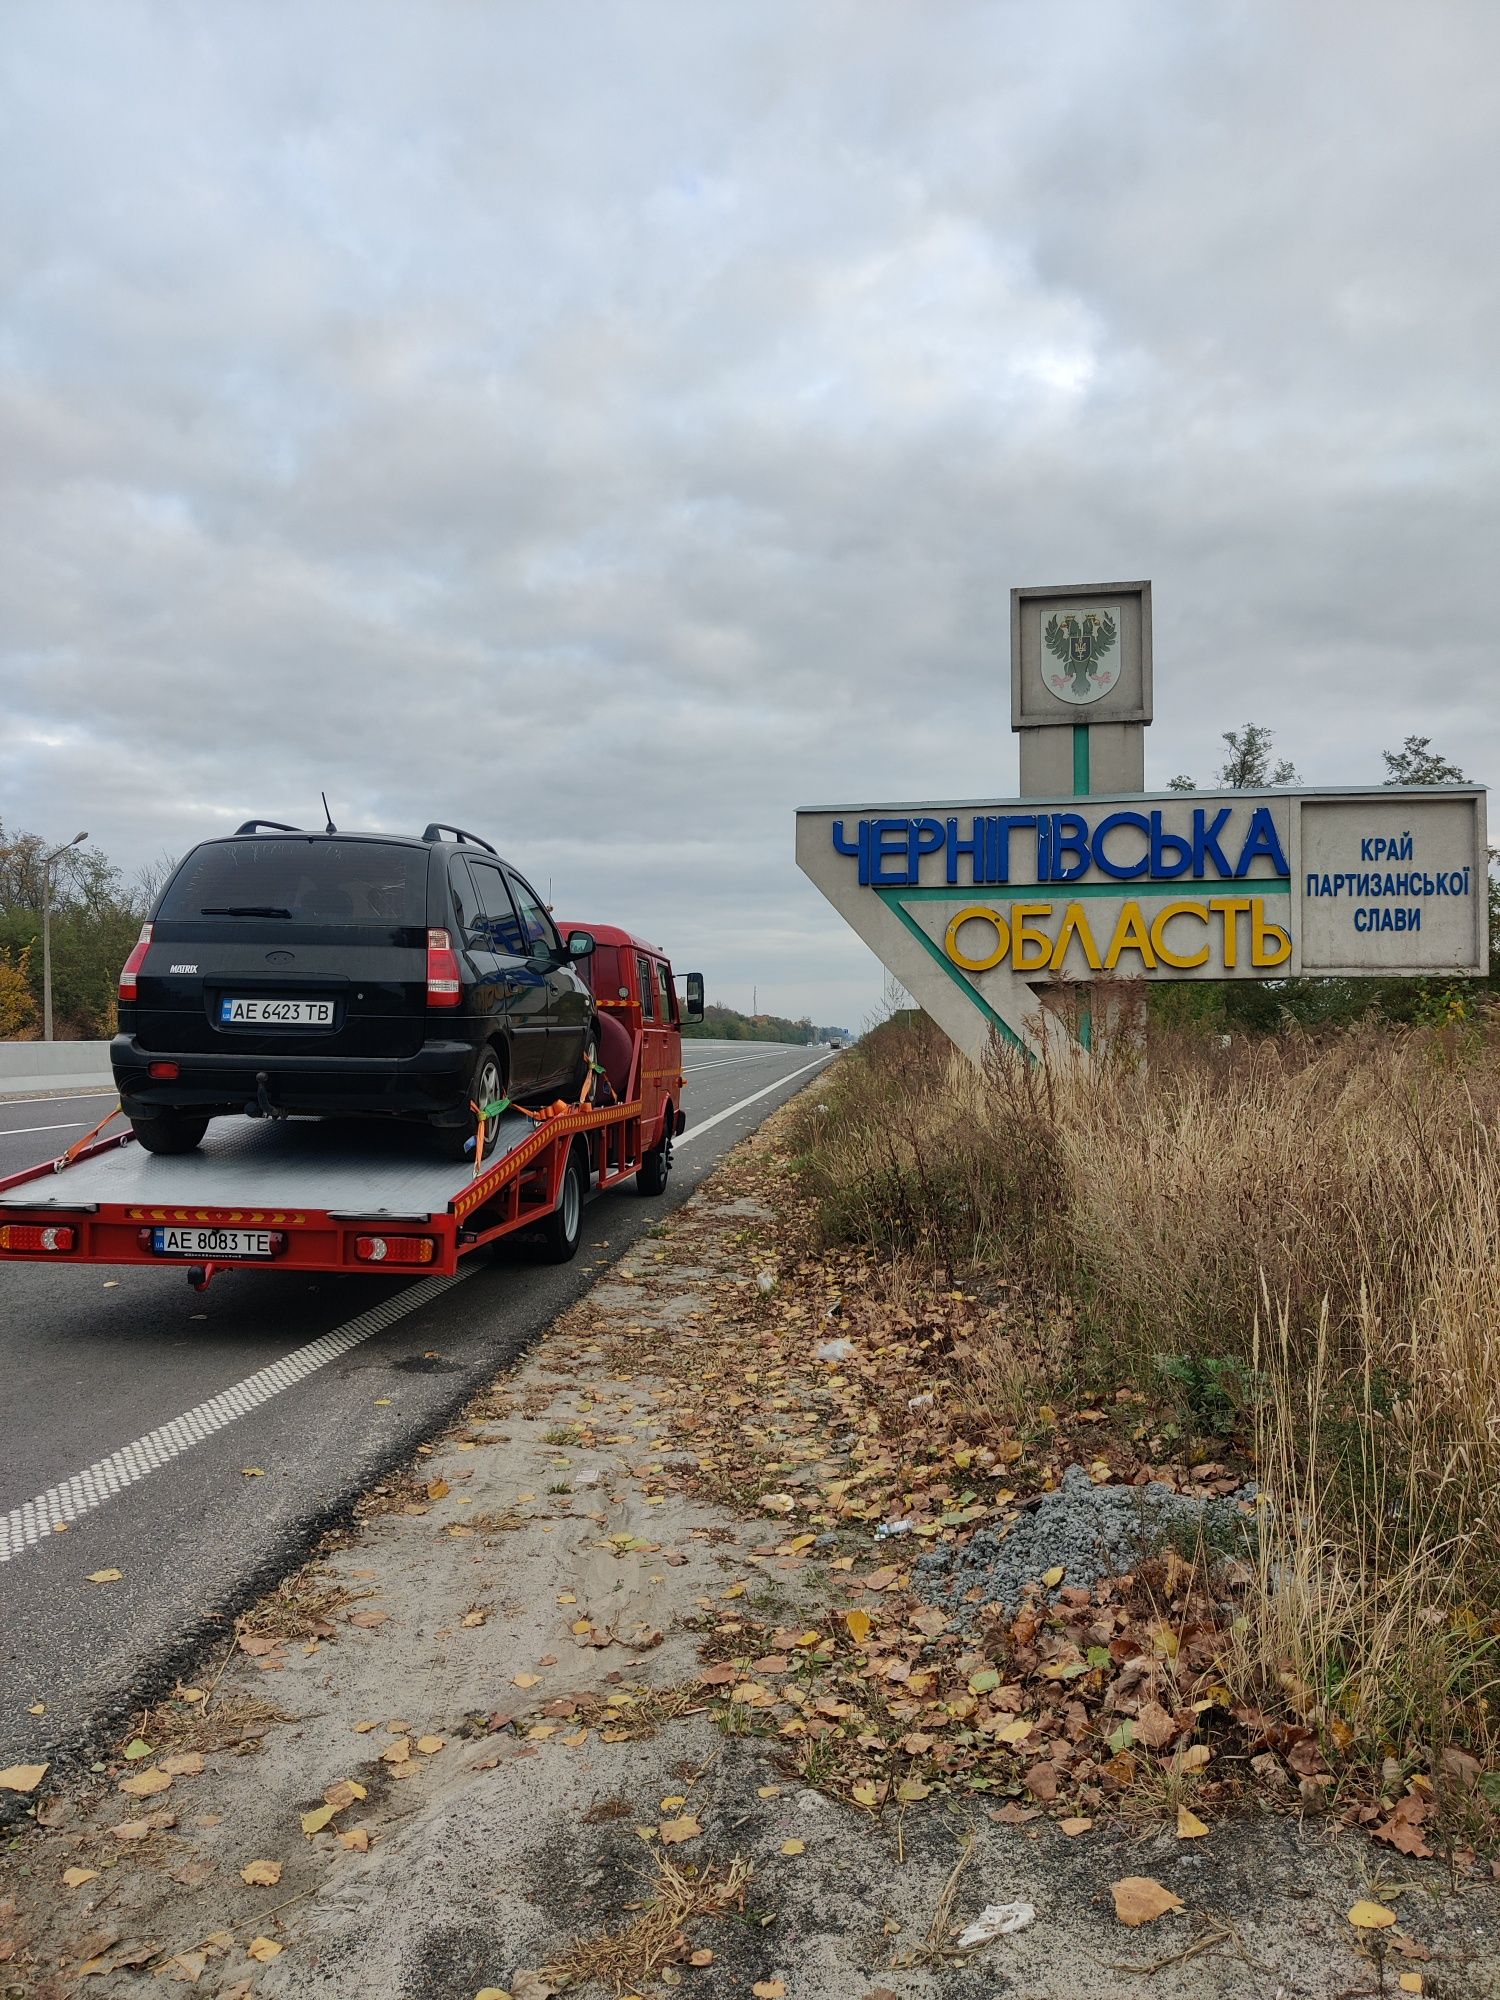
[[0, 1041, 834, 1781]]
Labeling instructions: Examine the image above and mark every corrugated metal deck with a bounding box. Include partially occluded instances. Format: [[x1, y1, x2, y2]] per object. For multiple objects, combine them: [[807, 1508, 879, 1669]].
[[0, 1113, 535, 1218]]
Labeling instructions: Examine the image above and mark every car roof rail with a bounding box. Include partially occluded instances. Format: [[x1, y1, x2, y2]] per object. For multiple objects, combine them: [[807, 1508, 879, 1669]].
[[422, 823, 499, 855], [234, 819, 304, 835]]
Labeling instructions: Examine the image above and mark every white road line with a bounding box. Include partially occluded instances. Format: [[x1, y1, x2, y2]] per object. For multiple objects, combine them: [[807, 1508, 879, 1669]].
[[0, 1268, 473, 1566], [677, 1052, 834, 1148], [0, 1092, 116, 1111], [0, 1120, 88, 1138]]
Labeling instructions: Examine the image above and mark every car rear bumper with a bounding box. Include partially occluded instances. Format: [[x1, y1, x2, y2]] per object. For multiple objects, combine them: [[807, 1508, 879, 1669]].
[[111, 1034, 478, 1124]]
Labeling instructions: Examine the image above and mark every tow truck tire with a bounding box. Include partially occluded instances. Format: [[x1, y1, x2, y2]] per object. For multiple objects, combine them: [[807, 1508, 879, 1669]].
[[636, 1102, 673, 1197], [534, 1140, 586, 1263], [436, 1045, 505, 1163], [131, 1110, 210, 1155]]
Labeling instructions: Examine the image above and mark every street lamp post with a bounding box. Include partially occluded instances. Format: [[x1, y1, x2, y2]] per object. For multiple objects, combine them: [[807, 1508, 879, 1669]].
[[41, 832, 88, 1043]]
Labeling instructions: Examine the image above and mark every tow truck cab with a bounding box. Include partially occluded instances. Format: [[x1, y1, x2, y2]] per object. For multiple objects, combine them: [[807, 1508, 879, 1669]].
[[558, 923, 702, 1177]]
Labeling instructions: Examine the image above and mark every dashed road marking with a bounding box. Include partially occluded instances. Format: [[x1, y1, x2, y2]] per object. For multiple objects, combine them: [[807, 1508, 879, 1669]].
[[0, 1268, 472, 1564]]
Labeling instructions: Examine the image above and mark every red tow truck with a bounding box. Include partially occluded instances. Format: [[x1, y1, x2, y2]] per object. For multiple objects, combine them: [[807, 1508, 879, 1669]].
[[0, 935, 703, 1289]]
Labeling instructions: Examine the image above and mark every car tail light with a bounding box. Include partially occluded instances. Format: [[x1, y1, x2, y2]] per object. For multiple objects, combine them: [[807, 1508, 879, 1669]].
[[355, 1234, 435, 1265], [0, 1223, 76, 1253], [148, 1060, 180, 1080], [426, 928, 462, 1008], [119, 922, 153, 1002]]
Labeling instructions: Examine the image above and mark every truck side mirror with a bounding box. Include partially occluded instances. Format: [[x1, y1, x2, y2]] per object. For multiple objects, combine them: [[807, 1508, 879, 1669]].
[[567, 931, 595, 959], [684, 972, 704, 1020]]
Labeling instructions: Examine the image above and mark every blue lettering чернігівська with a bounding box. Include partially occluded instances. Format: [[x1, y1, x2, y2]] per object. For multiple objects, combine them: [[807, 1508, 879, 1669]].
[[831, 806, 1290, 888]]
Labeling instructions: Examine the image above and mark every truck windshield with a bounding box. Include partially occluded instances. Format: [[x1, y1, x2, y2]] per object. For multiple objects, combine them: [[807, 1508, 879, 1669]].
[[159, 841, 428, 928]]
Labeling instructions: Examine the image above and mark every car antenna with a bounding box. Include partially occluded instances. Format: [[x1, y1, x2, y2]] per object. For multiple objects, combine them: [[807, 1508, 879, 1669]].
[[321, 791, 337, 834]]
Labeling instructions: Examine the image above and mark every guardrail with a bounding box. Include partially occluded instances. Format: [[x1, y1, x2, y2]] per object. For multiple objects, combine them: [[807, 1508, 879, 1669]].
[[0, 1041, 114, 1098]]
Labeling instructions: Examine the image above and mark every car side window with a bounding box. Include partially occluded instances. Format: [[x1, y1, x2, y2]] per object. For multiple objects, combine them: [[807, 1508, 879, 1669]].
[[469, 861, 527, 956], [448, 857, 478, 940], [657, 961, 676, 1022], [506, 871, 560, 957], [636, 954, 656, 1021]]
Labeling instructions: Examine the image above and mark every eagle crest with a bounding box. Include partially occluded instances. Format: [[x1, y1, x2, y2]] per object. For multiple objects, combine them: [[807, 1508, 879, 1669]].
[[1044, 609, 1118, 697]]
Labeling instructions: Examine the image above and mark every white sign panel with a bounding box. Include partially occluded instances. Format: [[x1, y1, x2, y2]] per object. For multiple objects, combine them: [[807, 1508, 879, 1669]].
[[796, 787, 1488, 1062]]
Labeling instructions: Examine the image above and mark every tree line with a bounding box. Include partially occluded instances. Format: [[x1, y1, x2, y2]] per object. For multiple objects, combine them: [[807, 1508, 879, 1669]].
[[0, 826, 162, 1040]]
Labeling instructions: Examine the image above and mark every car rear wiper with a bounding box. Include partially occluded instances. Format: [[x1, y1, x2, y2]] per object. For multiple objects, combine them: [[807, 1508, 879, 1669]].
[[200, 905, 293, 918]]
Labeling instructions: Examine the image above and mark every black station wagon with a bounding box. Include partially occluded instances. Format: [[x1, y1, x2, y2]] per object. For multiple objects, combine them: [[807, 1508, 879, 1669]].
[[113, 821, 598, 1157]]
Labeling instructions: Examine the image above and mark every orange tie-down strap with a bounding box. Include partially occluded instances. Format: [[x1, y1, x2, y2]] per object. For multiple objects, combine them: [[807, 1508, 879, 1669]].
[[58, 1103, 126, 1170]]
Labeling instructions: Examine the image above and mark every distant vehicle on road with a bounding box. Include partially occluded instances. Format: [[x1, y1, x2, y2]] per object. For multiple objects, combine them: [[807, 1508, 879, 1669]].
[[113, 822, 599, 1158], [558, 920, 703, 1195]]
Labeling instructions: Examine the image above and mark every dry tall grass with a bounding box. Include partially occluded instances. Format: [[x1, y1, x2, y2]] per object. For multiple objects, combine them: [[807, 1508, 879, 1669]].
[[791, 1009, 1500, 1775]]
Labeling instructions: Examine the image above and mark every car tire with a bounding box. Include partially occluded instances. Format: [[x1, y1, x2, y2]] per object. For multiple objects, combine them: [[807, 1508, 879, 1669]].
[[131, 1110, 210, 1155], [572, 1026, 599, 1103], [436, 1044, 507, 1163], [532, 1140, 586, 1263], [636, 1102, 673, 1196]]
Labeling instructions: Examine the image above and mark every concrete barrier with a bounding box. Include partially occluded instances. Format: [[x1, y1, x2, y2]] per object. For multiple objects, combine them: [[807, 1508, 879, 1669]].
[[0, 1040, 114, 1099]]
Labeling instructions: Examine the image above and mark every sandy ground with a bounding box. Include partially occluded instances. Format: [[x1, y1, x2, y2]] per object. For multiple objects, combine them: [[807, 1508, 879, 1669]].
[[3, 1154, 1498, 2000]]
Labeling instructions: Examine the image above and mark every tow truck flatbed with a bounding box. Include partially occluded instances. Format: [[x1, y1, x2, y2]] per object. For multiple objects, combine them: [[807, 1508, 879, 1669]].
[[0, 1091, 648, 1285]]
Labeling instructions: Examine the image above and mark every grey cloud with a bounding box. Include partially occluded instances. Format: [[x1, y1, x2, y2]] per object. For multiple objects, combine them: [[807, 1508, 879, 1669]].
[[2, 0, 1495, 1030]]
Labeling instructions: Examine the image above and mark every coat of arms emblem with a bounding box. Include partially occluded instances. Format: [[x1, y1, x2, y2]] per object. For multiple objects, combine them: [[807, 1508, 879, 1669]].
[[1042, 607, 1120, 705]]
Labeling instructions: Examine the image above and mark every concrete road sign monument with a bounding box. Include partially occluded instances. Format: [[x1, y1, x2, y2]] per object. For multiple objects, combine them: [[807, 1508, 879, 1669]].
[[798, 579, 1489, 1063]]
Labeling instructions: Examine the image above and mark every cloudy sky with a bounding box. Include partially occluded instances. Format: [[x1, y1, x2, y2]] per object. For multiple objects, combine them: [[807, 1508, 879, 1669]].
[[3, 2, 1495, 1029]]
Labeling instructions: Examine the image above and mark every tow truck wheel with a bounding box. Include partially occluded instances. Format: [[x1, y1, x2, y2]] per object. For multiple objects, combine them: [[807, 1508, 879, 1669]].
[[534, 1140, 586, 1263], [636, 1102, 673, 1196], [131, 1110, 210, 1155]]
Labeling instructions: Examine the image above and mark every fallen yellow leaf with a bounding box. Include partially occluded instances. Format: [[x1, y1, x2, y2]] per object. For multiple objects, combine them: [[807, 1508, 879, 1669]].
[[1177, 1806, 1209, 1839], [1111, 1876, 1185, 1926], [659, 1814, 702, 1845], [339, 1826, 371, 1852], [0, 1763, 48, 1793], [62, 1866, 100, 1886], [1059, 1816, 1092, 1836], [757, 1785, 782, 1799], [845, 1608, 871, 1644], [159, 1752, 204, 1777], [689, 1948, 714, 1966], [323, 1780, 367, 1810], [1398, 1977, 1424, 1995], [1041, 1565, 1065, 1587], [851, 1780, 880, 1807], [659, 1794, 687, 1811], [512, 1672, 542, 1688], [780, 1838, 805, 1856], [753, 1981, 787, 1998], [354, 1719, 378, 1733], [995, 1717, 1033, 1745], [26, 1703, 44, 1717], [380, 1739, 412, 1765], [427, 1478, 450, 1501], [300, 1803, 337, 1836], [416, 1736, 445, 1755], [246, 1937, 283, 1962], [1348, 1900, 1398, 1931], [87, 1569, 122, 1584], [240, 1468, 265, 1478], [241, 1859, 283, 1887], [119, 1768, 172, 1797]]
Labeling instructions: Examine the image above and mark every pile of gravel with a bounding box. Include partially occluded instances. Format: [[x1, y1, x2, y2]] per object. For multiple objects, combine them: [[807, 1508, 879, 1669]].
[[914, 1464, 1256, 1624]]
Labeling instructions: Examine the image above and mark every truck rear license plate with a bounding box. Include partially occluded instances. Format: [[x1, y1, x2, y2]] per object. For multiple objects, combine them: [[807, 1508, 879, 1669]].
[[220, 997, 334, 1025], [153, 1227, 274, 1259]]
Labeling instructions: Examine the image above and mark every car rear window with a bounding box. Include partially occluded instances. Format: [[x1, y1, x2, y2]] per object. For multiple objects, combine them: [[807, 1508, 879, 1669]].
[[159, 840, 428, 927]]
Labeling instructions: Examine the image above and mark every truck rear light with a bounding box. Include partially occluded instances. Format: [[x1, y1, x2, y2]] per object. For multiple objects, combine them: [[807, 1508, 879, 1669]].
[[426, 928, 462, 1008], [119, 922, 153, 1003], [148, 1060, 180, 1080], [0, 1223, 76, 1254], [355, 1234, 435, 1265]]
